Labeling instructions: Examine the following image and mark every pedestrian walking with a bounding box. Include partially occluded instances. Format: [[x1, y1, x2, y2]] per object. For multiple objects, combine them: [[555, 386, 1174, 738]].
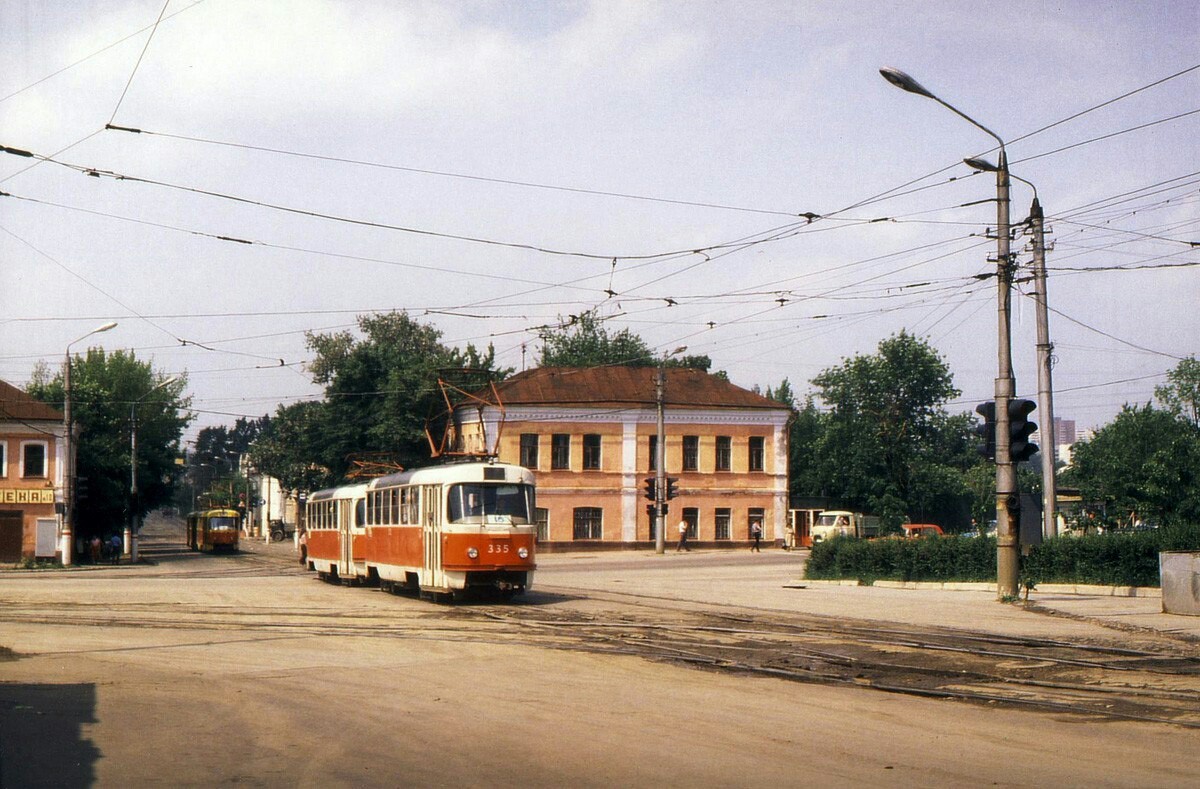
[[298, 524, 309, 566], [750, 519, 762, 552], [676, 519, 690, 552], [109, 534, 122, 564], [89, 535, 102, 564]]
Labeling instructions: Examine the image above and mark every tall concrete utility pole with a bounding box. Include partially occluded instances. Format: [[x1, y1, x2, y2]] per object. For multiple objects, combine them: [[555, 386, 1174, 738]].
[[880, 68, 1020, 598], [1027, 197, 1059, 537]]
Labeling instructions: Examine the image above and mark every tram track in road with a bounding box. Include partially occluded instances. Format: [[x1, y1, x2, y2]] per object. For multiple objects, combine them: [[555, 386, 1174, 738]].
[[10, 533, 1200, 729], [462, 589, 1200, 730]]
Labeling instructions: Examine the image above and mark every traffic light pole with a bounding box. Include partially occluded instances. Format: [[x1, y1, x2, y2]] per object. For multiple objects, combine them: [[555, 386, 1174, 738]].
[[878, 67, 1022, 598], [993, 151, 1021, 599], [654, 364, 667, 554]]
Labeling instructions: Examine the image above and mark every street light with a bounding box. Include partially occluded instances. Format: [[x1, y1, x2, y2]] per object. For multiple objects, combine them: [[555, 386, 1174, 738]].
[[880, 66, 1021, 598], [655, 345, 687, 554], [128, 375, 179, 563], [62, 321, 117, 566], [967, 159, 1059, 539]]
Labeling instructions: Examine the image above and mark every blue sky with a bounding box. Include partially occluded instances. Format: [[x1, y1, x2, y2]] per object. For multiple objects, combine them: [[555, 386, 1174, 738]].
[[2, 0, 1198, 446]]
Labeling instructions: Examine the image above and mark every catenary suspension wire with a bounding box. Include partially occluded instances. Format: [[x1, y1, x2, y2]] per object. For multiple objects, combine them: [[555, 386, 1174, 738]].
[[107, 0, 172, 126]]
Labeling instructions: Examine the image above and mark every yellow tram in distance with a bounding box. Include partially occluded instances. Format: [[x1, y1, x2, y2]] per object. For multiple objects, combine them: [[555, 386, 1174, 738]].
[[186, 508, 241, 552]]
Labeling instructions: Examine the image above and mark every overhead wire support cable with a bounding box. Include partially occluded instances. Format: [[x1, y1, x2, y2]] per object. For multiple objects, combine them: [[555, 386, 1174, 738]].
[[107, 0, 172, 126], [0, 1, 207, 106]]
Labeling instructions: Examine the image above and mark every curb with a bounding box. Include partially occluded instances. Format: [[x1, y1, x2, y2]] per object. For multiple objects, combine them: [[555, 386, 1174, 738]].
[[789, 579, 1161, 597], [1032, 583, 1160, 599]]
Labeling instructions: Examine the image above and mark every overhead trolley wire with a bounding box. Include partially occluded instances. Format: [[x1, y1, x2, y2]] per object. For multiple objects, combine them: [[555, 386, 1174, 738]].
[[0, 144, 805, 263], [103, 124, 803, 219]]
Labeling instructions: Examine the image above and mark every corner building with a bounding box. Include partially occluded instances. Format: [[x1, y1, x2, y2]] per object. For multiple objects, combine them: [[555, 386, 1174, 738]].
[[0, 380, 65, 563], [472, 367, 790, 550]]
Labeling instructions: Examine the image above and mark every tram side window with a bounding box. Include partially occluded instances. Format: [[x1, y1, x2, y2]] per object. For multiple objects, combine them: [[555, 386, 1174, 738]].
[[401, 488, 419, 524]]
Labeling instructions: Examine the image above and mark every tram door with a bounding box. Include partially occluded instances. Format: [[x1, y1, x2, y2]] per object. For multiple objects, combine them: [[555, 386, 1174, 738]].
[[338, 498, 353, 577], [421, 484, 446, 591]]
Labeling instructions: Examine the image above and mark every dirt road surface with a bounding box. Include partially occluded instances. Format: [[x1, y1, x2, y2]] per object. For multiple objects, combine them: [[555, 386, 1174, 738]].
[[2, 515, 1198, 787]]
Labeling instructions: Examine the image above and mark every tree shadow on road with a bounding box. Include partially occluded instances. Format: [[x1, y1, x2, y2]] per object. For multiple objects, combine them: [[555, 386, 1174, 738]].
[[0, 682, 99, 788]]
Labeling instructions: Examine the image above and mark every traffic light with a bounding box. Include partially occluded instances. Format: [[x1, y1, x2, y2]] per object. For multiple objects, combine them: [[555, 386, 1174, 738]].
[[75, 475, 89, 501], [665, 477, 679, 500], [643, 477, 657, 501], [974, 401, 996, 460], [1008, 398, 1039, 462]]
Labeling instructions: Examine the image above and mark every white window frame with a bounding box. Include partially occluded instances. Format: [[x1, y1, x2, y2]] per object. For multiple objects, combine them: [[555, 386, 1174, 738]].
[[20, 440, 49, 479], [0, 441, 7, 478]]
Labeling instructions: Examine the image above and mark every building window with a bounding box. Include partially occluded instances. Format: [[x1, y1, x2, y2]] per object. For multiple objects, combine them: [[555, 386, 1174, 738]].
[[520, 434, 539, 469], [748, 507, 765, 541], [748, 436, 765, 472], [583, 434, 602, 470], [648, 435, 657, 472], [21, 441, 48, 478], [0, 442, 6, 477], [551, 434, 571, 470], [573, 507, 603, 540], [682, 507, 699, 540], [715, 436, 731, 472], [682, 435, 699, 471], [715, 508, 731, 540], [535, 507, 549, 541]]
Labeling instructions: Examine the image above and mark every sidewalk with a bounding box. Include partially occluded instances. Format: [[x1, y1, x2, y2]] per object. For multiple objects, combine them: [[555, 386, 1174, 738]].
[[534, 550, 1200, 645]]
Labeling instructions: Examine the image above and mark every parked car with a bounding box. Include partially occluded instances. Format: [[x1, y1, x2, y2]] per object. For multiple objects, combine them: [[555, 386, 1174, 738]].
[[901, 523, 944, 538]]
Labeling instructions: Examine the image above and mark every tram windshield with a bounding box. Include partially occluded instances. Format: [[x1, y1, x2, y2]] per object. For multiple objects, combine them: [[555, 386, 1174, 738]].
[[447, 483, 534, 525], [208, 517, 239, 531]]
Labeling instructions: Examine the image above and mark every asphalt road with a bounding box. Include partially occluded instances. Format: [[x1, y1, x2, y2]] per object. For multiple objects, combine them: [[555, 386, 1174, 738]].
[[2, 515, 1198, 787]]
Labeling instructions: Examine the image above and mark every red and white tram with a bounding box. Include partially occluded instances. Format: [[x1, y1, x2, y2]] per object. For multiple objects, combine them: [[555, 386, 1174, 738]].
[[304, 461, 537, 597]]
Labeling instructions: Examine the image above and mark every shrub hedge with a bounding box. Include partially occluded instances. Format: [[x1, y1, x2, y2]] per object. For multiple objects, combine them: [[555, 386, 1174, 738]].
[[803, 523, 1200, 588]]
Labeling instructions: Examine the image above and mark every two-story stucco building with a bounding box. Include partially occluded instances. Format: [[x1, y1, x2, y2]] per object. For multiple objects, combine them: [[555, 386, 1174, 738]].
[[0, 380, 65, 563], [466, 366, 790, 550]]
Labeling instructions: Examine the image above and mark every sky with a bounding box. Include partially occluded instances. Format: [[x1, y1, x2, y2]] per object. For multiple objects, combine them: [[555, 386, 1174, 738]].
[[2, 0, 1198, 451]]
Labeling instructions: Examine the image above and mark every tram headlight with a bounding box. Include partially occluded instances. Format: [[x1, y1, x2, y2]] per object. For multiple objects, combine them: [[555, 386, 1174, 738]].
[[517, 547, 529, 559], [467, 547, 479, 559]]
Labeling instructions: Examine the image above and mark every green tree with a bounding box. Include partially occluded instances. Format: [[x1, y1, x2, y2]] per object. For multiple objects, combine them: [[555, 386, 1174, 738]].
[[28, 350, 191, 538], [251, 312, 505, 487], [182, 417, 268, 510], [1061, 404, 1200, 526], [249, 401, 335, 493], [539, 313, 656, 367], [797, 332, 977, 529], [786, 397, 829, 497], [537, 312, 713, 371], [1155, 356, 1200, 426]]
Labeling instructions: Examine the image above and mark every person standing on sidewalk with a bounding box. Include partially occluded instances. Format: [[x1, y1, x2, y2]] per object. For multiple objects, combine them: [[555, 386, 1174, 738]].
[[676, 519, 690, 552], [750, 519, 762, 552]]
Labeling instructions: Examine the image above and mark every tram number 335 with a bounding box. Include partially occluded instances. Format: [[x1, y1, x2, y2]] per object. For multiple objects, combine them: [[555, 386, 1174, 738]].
[[487, 544, 510, 554]]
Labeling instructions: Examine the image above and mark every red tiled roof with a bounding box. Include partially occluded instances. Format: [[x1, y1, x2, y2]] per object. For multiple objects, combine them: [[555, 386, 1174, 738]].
[[0, 379, 63, 422], [493, 367, 787, 410]]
